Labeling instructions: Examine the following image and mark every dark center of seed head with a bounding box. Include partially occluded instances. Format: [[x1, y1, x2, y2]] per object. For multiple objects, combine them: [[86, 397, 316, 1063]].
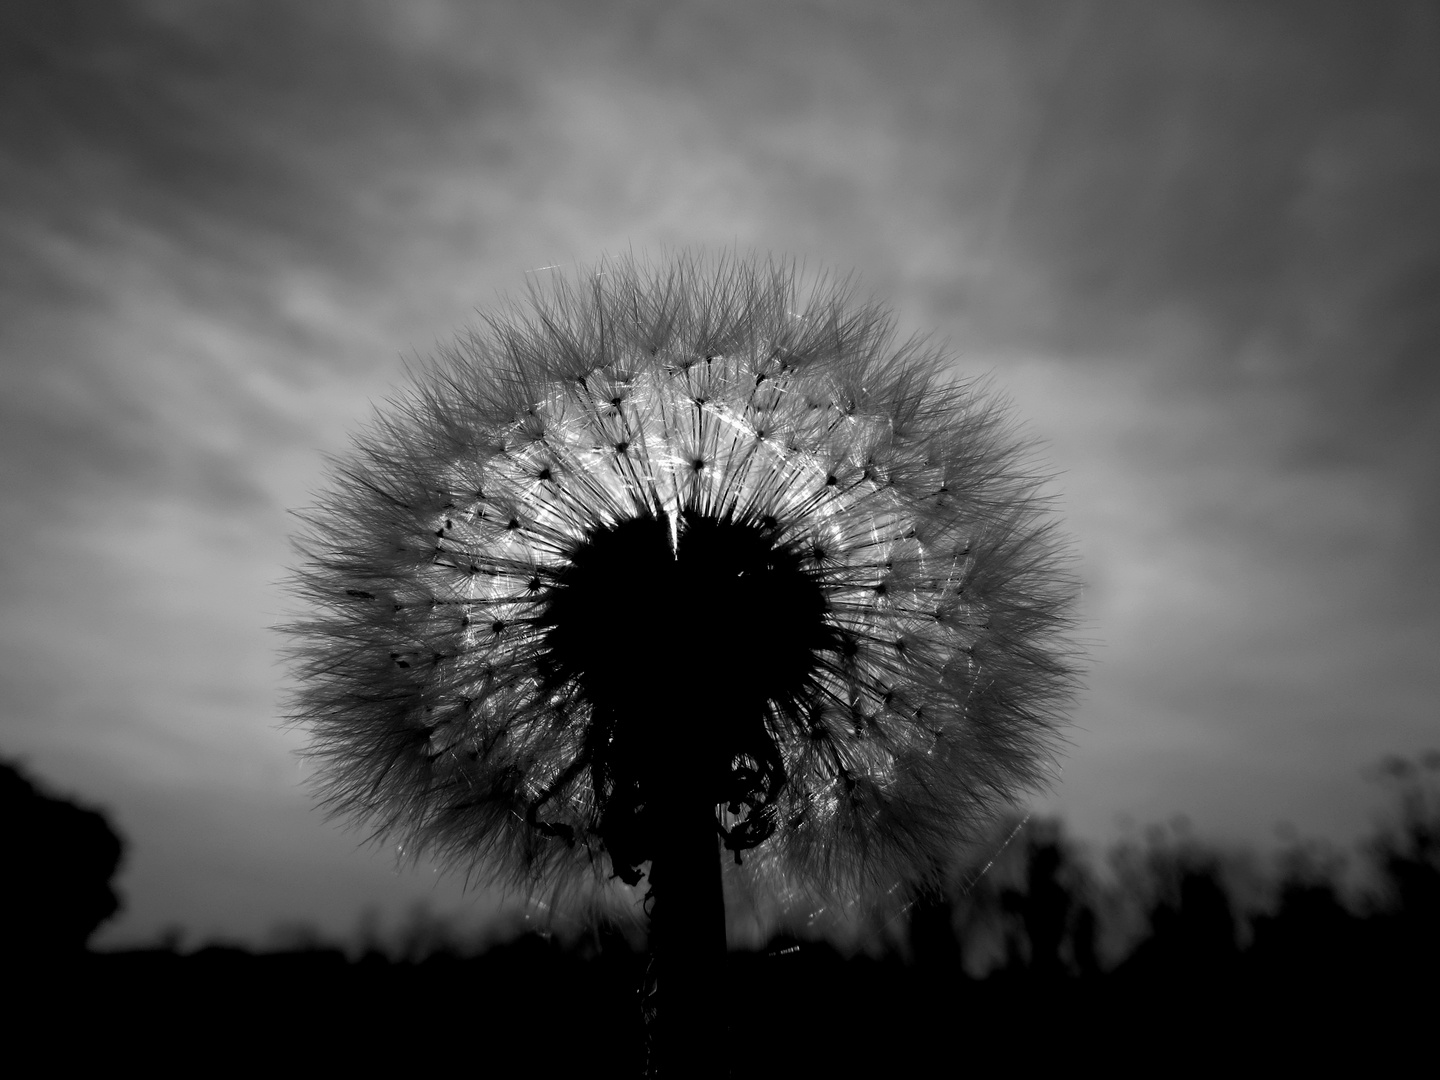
[[538, 511, 835, 791]]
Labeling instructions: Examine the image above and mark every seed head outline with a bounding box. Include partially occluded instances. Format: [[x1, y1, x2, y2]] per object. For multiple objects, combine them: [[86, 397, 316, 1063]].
[[284, 253, 1080, 907]]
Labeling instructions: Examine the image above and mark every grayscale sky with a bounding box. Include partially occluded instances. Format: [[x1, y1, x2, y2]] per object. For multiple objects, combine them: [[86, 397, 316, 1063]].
[[3, 0, 1437, 949]]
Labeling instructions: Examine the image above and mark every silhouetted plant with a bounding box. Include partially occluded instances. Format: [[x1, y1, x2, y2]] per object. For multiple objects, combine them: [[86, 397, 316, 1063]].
[[929, 815, 1099, 979], [2, 757, 124, 960], [1106, 823, 1250, 993], [1250, 837, 1358, 984], [1366, 752, 1440, 968], [1004, 818, 1097, 978], [1369, 753, 1440, 907], [908, 876, 964, 968], [283, 253, 1080, 1073]]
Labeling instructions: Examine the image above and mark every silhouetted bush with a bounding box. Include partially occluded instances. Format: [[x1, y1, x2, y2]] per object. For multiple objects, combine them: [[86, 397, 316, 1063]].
[[3, 757, 124, 961], [1367, 753, 1440, 964]]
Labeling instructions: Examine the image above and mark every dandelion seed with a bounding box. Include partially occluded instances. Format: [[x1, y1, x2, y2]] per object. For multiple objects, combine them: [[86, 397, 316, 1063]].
[[282, 252, 1081, 1071]]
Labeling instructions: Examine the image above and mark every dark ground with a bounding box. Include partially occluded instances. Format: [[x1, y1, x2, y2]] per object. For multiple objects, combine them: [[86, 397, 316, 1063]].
[[20, 929, 1428, 1072]]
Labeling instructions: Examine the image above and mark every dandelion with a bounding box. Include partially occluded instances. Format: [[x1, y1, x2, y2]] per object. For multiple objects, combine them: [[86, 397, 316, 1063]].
[[284, 253, 1079, 1071]]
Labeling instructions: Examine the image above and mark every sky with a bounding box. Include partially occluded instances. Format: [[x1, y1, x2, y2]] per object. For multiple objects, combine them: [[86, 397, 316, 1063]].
[[2, 0, 1437, 950]]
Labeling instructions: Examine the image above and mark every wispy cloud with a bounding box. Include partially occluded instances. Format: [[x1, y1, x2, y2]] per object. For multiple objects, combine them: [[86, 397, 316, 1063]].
[[2, 0, 1436, 944]]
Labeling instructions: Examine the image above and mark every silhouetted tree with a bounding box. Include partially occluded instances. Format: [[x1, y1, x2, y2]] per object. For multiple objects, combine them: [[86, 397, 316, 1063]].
[[993, 818, 1095, 979], [284, 254, 1080, 1074], [1019, 825, 1071, 978], [1111, 825, 1242, 995], [908, 875, 963, 968], [1250, 838, 1358, 985], [2, 758, 124, 961], [1367, 752, 1440, 969], [1159, 867, 1238, 966]]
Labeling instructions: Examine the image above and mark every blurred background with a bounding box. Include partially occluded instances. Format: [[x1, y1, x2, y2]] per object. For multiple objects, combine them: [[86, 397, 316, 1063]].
[[2, 0, 1436, 955]]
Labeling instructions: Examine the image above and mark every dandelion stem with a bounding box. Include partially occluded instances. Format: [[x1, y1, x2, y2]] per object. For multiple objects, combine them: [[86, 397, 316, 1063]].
[[646, 785, 727, 1078]]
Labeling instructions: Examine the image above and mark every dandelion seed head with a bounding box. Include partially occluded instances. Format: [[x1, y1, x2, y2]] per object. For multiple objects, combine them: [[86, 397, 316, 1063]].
[[283, 252, 1081, 907]]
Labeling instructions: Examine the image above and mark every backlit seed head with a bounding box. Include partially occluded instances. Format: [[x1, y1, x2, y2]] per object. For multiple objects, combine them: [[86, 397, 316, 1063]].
[[283, 253, 1081, 906]]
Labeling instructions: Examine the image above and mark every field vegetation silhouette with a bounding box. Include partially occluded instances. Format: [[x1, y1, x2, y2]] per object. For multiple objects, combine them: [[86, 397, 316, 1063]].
[[10, 751, 1436, 1070]]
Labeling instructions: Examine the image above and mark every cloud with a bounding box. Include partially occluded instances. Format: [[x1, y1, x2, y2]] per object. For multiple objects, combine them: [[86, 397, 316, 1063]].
[[966, 3, 1440, 463], [3, 0, 1437, 944]]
